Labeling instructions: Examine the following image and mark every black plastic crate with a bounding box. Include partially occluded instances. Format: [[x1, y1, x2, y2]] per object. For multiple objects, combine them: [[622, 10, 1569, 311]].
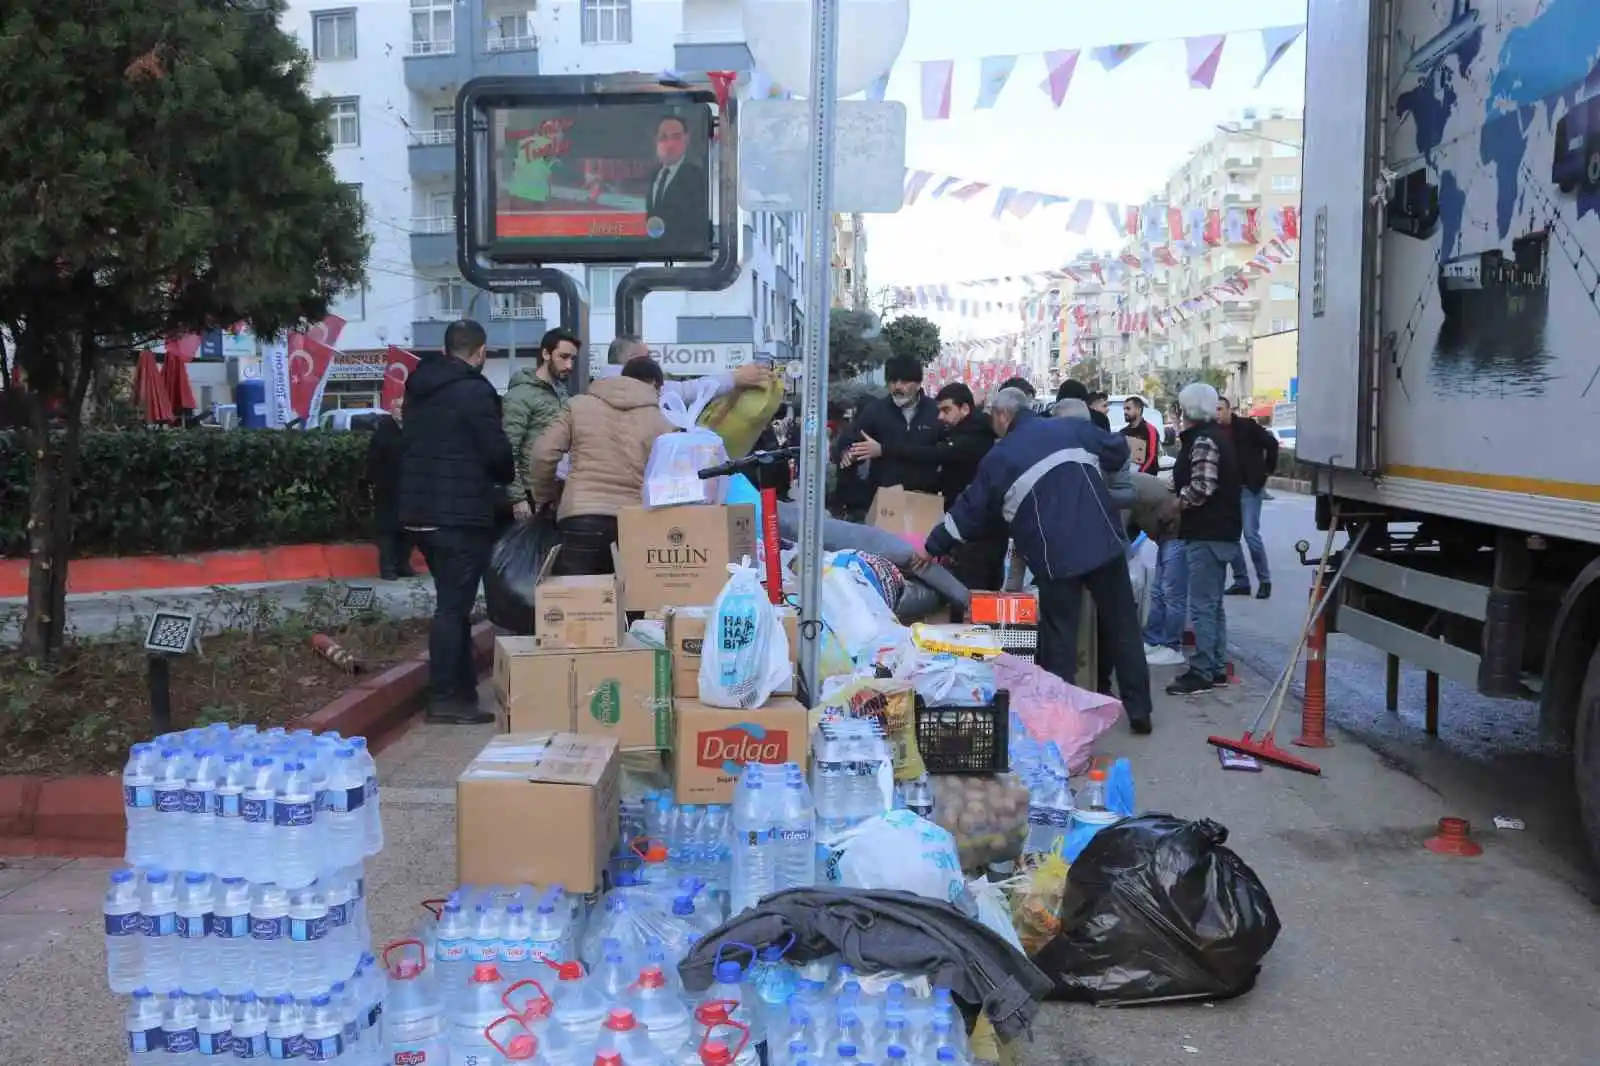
[[914, 690, 1011, 774]]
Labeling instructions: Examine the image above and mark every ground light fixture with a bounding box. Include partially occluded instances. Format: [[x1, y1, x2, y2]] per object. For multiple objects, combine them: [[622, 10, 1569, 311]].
[[341, 585, 377, 613], [143, 610, 200, 734]]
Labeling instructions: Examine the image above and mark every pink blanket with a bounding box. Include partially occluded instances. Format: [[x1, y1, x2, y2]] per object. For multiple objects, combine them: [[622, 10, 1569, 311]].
[[992, 653, 1125, 774]]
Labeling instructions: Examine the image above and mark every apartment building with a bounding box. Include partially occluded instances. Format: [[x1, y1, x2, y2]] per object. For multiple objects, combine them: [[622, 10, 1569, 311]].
[[831, 213, 866, 310], [276, 0, 804, 397], [1019, 251, 1154, 393]]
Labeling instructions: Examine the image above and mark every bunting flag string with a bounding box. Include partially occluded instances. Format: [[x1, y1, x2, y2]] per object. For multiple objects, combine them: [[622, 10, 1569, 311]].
[[901, 167, 1302, 247], [902, 24, 1304, 119]]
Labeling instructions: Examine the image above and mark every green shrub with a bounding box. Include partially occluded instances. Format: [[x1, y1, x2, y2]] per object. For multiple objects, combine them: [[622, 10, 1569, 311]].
[[0, 429, 376, 558]]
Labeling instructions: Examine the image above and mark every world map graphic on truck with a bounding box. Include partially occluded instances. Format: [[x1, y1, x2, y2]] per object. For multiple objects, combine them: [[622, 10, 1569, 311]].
[[489, 101, 714, 262], [1376, 0, 1600, 487]]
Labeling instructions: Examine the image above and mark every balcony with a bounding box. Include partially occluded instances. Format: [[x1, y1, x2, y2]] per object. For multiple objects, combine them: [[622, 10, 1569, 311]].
[[1222, 297, 1258, 317], [478, 28, 540, 77], [408, 128, 455, 179], [413, 303, 547, 352], [403, 38, 472, 92], [1224, 190, 1263, 208], [410, 216, 456, 268], [1225, 153, 1260, 170], [674, 32, 755, 73]]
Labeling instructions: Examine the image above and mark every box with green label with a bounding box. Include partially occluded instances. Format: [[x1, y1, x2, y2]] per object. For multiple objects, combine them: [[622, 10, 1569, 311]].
[[492, 635, 674, 750]]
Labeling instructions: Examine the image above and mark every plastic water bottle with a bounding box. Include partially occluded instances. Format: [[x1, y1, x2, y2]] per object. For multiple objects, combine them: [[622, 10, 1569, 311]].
[[325, 747, 367, 871], [176, 872, 215, 993], [141, 870, 181, 992], [274, 761, 319, 890], [775, 764, 816, 891], [549, 959, 607, 1039], [195, 989, 233, 1059], [1044, 773, 1074, 847], [499, 902, 534, 982], [265, 994, 303, 1061], [288, 886, 333, 993], [447, 963, 511, 1066], [528, 895, 567, 968], [1077, 767, 1107, 812], [385, 941, 447, 1065], [347, 737, 382, 857], [105, 868, 144, 993], [153, 749, 193, 872], [730, 765, 776, 914], [232, 991, 269, 1060], [700, 804, 732, 902], [187, 749, 222, 874], [592, 1007, 664, 1066], [250, 883, 292, 997], [468, 902, 502, 973], [164, 991, 201, 1064], [626, 965, 691, 1053], [241, 757, 278, 886], [1023, 789, 1056, 857], [212, 754, 249, 880], [330, 981, 363, 1066], [670, 804, 705, 885], [123, 744, 159, 868], [811, 732, 847, 833], [905, 776, 934, 821], [301, 992, 346, 1062], [433, 899, 472, 1011], [209, 877, 252, 995], [357, 953, 386, 1058], [323, 876, 355, 983], [126, 988, 165, 1065]]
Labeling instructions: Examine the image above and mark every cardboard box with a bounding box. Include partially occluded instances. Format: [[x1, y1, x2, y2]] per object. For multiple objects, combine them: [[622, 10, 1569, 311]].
[[672, 697, 810, 803], [617, 504, 757, 612], [457, 732, 619, 893], [534, 546, 624, 649], [870, 486, 947, 540], [665, 607, 800, 699], [492, 635, 674, 750]]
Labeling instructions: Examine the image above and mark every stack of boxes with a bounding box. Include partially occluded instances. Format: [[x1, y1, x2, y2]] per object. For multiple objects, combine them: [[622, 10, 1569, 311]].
[[459, 500, 809, 892]]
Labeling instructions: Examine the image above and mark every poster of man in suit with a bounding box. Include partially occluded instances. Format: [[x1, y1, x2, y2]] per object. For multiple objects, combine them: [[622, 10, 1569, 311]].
[[644, 114, 710, 247]]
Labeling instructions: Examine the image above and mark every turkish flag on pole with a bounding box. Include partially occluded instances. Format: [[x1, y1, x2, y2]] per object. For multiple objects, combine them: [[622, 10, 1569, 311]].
[[380, 346, 420, 411], [286, 333, 337, 425], [305, 314, 346, 347]]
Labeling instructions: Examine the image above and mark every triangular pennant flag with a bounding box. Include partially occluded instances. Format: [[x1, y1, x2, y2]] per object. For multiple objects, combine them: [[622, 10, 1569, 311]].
[[1125, 205, 1141, 237], [1167, 207, 1185, 241], [975, 55, 1018, 109], [903, 170, 934, 206], [1037, 194, 1070, 209], [1039, 49, 1080, 108], [930, 177, 961, 199], [1185, 34, 1227, 89], [950, 182, 990, 202], [1093, 43, 1146, 71], [991, 188, 1018, 220], [1102, 202, 1125, 234], [1065, 199, 1095, 234], [1256, 25, 1306, 88], [865, 72, 891, 102], [1244, 207, 1262, 244], [1007, 191, 1044, 218], [1279, 205, 1300, 239], [1224, 207, 1246, 243], [920, 60, 955, 120]]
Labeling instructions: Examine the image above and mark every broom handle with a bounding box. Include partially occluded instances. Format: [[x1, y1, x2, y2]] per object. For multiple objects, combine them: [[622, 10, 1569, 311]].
[[1243, 517, 1338, 735]]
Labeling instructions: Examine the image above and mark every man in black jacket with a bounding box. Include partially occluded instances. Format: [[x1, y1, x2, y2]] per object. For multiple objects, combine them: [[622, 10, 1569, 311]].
[[365, 398, 413, 580], [839, 354, 942, 496], [400, 320, 516, 724], [1217, 397, 1280, 599]]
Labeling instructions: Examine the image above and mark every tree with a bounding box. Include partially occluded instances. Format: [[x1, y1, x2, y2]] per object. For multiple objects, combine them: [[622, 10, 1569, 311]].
[[1153, 367, 1231, 410], [828, 308, 891, 380], [0, 0, 369, 660], [1066, 359, 1104, 389], [880, 315, 941, 367]]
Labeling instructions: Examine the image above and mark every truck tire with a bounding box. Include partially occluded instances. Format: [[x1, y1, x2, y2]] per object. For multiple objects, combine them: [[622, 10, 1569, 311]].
[[1576, 643, 1600, 866], [1586, 139, 1600, 192]]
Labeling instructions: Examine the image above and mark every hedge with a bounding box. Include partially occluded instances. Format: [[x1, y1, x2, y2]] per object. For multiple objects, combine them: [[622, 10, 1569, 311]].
[[0, 429, 376, 559]]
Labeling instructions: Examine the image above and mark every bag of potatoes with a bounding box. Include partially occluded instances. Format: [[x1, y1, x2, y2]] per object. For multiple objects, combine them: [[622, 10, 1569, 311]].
[[928, 773, 1029, 871]]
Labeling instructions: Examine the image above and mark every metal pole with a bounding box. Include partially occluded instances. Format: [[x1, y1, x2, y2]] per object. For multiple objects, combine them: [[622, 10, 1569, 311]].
[[796, 0, 842, 697]]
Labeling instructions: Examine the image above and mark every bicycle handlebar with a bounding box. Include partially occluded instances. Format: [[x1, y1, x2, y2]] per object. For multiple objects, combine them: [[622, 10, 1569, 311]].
[[697, 446, 801, 480]]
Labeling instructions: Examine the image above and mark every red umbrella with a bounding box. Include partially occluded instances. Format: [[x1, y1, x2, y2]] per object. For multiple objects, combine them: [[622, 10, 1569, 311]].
[[163, 353, 196, 417], [134, 349, 174, 424]]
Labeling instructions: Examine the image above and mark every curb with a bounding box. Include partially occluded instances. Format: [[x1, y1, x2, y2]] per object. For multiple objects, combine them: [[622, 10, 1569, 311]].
[[0, 621, 494, 859], [0, 542, 429, 599]]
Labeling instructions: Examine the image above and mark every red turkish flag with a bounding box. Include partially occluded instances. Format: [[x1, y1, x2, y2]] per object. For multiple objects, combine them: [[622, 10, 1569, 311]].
[[1279, 206, 1300, 240], [164, 333, 203, 362], [1203, 209, 1222, 246], [1243, 208, 1261, 245], [285, 333, 337, 424], [304, 314, 346, 347], [380, 346, 420, 411]]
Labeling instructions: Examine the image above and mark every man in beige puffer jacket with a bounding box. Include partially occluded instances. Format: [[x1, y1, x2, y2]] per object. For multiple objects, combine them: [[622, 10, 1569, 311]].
[[529, 356, 675, 575]]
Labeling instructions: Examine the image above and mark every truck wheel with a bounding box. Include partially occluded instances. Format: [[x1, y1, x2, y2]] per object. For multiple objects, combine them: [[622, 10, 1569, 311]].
[[1585, 140, 1600, 192], [1575, 643, 1600, 867]]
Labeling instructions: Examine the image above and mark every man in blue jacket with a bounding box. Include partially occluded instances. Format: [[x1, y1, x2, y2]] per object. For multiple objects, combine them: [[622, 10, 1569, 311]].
[[911, 387, 1155, 734]]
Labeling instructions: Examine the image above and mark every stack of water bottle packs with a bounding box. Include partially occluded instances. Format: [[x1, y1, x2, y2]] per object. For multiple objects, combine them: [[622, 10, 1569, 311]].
[[109, 723, 388, 1062]]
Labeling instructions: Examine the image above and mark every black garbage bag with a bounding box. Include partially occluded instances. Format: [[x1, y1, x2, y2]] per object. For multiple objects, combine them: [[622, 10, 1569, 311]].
[[1033, 814, 1280, 1006], [483, 515, 559, 634]]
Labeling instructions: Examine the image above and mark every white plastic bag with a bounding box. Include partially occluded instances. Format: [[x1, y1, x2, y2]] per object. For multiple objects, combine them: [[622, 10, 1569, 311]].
[[698, 557, 791, 709], [826, 809, 970, 908], [819, 561, 903, 661], [643, 389, 729, 508], [897, 652, 998, 707], [1127, 532, 1158, 627]]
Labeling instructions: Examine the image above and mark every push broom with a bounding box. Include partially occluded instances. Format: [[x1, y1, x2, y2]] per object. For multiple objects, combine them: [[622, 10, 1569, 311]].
[[1207, 513, 1367, 775]]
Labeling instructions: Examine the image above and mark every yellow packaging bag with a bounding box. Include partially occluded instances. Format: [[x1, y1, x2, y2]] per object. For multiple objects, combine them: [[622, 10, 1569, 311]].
[[810, 677, 926, 782], [698, 377, 785, 459]]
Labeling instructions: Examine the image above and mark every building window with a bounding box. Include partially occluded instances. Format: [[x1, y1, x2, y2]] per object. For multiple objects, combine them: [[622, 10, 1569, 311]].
[[331, 286, 366, 322], [312, 10, 357, 60], [587, 265, 632, 307], [410, 0, 454, 53], [1271, 173, 1299, 193], [327, 98, 360, 148], [581, 0, 632, 44], [1270, 283, 1297, 301], [338, 182, 364, 226], [1270, 317, 1292, 333], [436, 279, 466, 317]]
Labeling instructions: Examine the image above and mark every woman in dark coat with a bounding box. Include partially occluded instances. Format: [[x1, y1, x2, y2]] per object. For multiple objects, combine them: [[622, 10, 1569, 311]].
[[366, 398, 414, 579]]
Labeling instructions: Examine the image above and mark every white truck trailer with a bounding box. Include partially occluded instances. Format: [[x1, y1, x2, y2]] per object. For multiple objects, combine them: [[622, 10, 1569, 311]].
[[1298, 0, 1600, 862]]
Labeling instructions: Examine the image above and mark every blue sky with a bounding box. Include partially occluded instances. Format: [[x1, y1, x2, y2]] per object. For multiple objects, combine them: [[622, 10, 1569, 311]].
[[863, 0, 1309, 319]]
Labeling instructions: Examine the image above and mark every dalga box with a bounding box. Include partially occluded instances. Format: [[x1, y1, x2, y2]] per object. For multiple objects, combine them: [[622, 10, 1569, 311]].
[[670, 697, 810, 803]]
